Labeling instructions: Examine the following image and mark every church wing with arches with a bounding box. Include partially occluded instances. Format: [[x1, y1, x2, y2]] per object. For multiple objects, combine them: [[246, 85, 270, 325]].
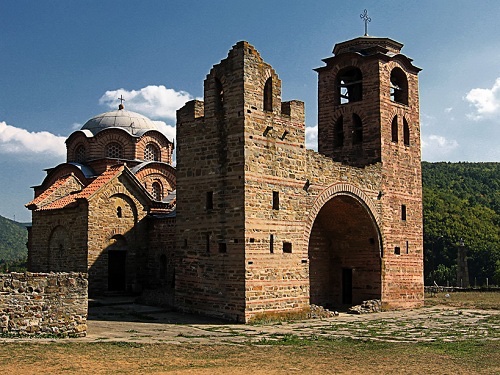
[[27, 34, 423, 322]]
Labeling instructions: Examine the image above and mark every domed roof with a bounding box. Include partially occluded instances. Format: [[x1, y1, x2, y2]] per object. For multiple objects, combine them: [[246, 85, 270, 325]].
[[81, 106, 159, 136]]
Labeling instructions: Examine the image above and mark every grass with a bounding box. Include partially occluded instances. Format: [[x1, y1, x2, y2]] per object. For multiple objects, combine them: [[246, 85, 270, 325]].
[[0, 339, 498, 374], [424, 291, 500, 309]]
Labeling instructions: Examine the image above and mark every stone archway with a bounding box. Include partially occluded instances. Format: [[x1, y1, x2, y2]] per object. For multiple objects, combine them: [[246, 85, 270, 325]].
[[307, 185, 382, 308]]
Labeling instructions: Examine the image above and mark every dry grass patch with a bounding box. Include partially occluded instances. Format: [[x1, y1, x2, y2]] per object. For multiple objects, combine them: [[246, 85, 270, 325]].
[[0, 339, 498, 374], [425, 291, 500, 309]]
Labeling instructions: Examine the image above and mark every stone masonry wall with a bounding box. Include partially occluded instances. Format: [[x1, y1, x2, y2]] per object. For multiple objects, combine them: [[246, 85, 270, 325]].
[[0, 272, 88, 337], [143, 216, 176, 306], [315, 38, 424, 309], [244, 130, 384, 319], [29, 206, 89, 273], [87, 174, 150, 295], [242, 41, 385, 320], [379, 59, 424, 309], [175, 42, 248, 321], [242, 43, 310, 320]]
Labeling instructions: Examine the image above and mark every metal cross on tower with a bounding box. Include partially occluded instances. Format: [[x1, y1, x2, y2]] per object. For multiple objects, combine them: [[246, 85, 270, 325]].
[[360, 9, 371, 36], [118, 95, 126, 105]]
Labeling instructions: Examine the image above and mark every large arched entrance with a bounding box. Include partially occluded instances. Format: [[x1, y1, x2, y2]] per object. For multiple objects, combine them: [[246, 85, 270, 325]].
[[308, 192, 381, 308]]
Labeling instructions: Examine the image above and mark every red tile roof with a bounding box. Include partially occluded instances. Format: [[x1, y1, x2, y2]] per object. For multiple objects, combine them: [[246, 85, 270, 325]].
[[26, 174, 82, 208], [36, 165, 124, 211]]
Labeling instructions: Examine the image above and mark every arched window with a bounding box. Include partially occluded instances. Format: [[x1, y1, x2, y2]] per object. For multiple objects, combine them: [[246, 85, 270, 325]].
[[334, 116, 344, 147], [215, 78, 224, 112], [74, 145, 86, 163], [152, 181, 162, 201], [352, 114, 363, 145], [110, 194, 138, 228], [337, 67, 362, 104], [391, 116, 398, 142], [403, 117, 410, 146], [264, 77, 273, 111], [106, 142, 123, 159], [144, 143, 160, 161], [390, 68, 409, 105]]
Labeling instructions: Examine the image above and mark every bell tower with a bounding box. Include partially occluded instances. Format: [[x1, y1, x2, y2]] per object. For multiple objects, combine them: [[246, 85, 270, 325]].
[[316, 36, 421, 166], [315, 36, 424, 308]]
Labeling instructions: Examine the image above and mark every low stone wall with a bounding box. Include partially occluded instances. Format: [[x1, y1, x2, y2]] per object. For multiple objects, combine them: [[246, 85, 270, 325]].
[[424, 286, 500, 294], [0, 272, 88, 337]]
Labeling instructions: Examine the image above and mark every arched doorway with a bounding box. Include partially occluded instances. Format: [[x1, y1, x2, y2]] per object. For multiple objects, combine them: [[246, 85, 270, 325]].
[[308, 193, 381, 308], [108, 235, 127, 291]]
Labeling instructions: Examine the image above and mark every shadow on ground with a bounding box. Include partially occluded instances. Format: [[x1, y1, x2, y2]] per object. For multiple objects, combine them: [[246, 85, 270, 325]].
[[88, 296, 229, 325]]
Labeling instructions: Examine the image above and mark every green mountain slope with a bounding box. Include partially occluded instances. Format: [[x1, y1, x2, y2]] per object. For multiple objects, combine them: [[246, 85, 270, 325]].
[[0, 214, 28, 261], [422, 162, 500, 286]]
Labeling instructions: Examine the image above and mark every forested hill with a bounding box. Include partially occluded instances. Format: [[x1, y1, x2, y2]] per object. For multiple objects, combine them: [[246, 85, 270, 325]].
[[422, 162, 500, 285], [0, 214, 28, 261]]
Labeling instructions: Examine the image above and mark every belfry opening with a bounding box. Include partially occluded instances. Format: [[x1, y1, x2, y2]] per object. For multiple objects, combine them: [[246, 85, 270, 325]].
[[308, 194, 382, 309]]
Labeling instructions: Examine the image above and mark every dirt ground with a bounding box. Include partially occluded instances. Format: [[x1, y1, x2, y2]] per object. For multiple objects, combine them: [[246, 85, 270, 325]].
[[1, 340, 498, 375], [0, 293, 499, 374]]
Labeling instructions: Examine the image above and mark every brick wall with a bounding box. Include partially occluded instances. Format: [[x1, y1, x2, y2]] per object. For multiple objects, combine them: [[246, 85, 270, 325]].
[[0, 272, 88, 337]]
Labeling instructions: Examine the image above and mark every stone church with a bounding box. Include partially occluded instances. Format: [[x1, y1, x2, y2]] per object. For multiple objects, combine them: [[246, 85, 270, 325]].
[[27, 34, 424, 322]]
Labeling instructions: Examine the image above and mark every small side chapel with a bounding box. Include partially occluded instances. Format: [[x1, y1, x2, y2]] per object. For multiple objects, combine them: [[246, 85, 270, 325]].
[[26, 104, 177, 295]]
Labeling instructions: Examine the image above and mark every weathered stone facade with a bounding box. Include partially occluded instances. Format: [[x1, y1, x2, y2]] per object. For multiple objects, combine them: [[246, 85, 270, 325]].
[[27, 35, 424, 323], [0, 272, 87, 336]]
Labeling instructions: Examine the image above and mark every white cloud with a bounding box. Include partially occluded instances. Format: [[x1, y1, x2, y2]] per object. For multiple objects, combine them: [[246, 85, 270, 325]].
[[421, 134, 459, 161], [0, 121, 66, 159], [99, 85, 193, 122], [420, 113, 436, 128], [152, 120, 176, 143], [305, 125, 318, 151], [465, 77, 500, 120]]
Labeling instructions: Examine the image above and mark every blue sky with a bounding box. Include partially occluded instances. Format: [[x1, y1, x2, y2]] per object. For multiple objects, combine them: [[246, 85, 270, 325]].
[[1, 1, 499, 222]]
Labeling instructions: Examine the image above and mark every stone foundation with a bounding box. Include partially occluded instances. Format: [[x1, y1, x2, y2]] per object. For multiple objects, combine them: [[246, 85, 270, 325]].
[[0, 272, 88, 337]]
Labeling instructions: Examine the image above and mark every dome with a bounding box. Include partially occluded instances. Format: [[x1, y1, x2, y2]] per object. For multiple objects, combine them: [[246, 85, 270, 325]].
[[81, 106, 159, 136]]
